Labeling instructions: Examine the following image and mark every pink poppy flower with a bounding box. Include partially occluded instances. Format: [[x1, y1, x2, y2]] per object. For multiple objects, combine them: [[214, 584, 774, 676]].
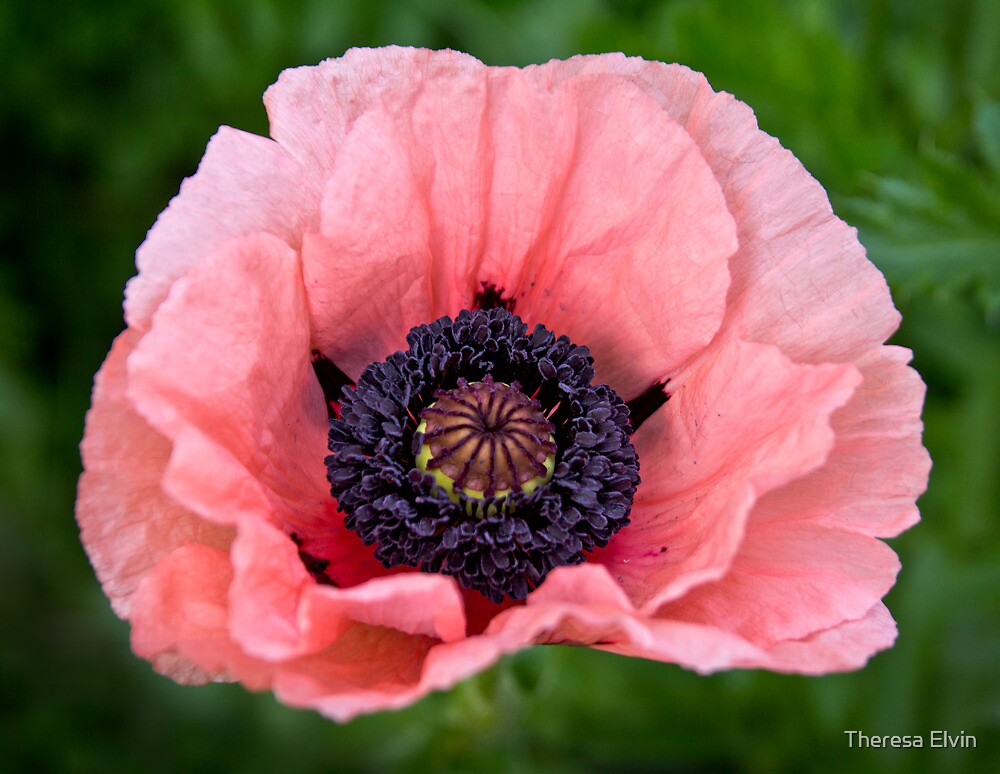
[[77, 47, 930, 721]]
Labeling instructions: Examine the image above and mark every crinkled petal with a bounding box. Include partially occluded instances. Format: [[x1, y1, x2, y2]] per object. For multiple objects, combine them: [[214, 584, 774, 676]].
[[654, 350, 923, 647], [77, 330, 233, 618], [228, 516, 314, 659], [126, 232, 329, 528], [754, 346, 930, 537], [273, 629, 510, 723], [487, 565, 895, 675], [302, 68, 734, 395], [300, 105, 437, 377], [132, 545, 504, 721], [487, 74, 736, 396], [130, 544, 272, 688], [660, 522, 900, 646], [131, 539, 492, 722], [610, 601, 896, 675], [488, 565, 766, 673], [125, 128, 321, 332], [132, 228, 403, 587], [229, 517, 467, 661], [761, 602, 898, 673], [264, 46, 485, 175], [596, 337, 861, 610], [531, 54, 899, 363]]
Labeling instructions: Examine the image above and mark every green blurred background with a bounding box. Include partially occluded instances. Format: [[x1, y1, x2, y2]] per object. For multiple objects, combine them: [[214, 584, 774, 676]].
[[2, 0, 998, 771]]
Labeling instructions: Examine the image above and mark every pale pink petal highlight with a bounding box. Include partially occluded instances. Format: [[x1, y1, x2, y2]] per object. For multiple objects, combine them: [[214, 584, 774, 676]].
[[481, 75, 736, 395], [264, 47, 484, 175], [125, 128, 322, 332], [302, 105, 437, 376]]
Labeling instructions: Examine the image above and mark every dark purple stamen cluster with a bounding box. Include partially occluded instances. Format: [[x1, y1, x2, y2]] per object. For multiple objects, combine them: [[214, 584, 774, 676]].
[[325, 308, 640, 603]]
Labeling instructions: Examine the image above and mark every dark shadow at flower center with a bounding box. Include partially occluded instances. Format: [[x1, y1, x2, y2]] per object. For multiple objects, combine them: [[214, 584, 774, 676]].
[[625, 379, 670, 432], [471, 280, 517, 313], [310, 350, 354, 419]]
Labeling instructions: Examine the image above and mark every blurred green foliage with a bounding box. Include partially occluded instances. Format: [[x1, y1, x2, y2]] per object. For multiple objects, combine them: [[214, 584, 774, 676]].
[[1, 0, 998, 771]]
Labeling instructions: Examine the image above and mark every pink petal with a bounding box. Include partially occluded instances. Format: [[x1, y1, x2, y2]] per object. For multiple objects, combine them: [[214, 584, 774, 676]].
[[305, 574, 468, 644], [131, 532, 506, 723], [228, 516, 314, 659], [302, 67, 734, 394], [487, 565, 894, 676], [661, 522, 900, 646], [125, 127, 321, 332], [596, 336, 861, 610], [532, 55, 899, 364], [76, 330, 233, 618], [527, 561, 636, 611], [264, 46, 485, 175], [126, 233, 329, 529], [487, 565, 765, 673], [129, 544, 272, 688], [229, 517, 467, 661], [483, 74, 737, 396], [754, 346, 930, 537], [761, 603, 898, 673], [300, 104, 438, 377], [596, 619, 764, 675], [272, 630, 509, 723]]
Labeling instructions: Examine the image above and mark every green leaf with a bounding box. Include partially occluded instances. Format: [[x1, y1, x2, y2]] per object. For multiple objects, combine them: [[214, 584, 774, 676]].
[[841, 140, 1000, 326], [972, 96, 1000, 174]]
